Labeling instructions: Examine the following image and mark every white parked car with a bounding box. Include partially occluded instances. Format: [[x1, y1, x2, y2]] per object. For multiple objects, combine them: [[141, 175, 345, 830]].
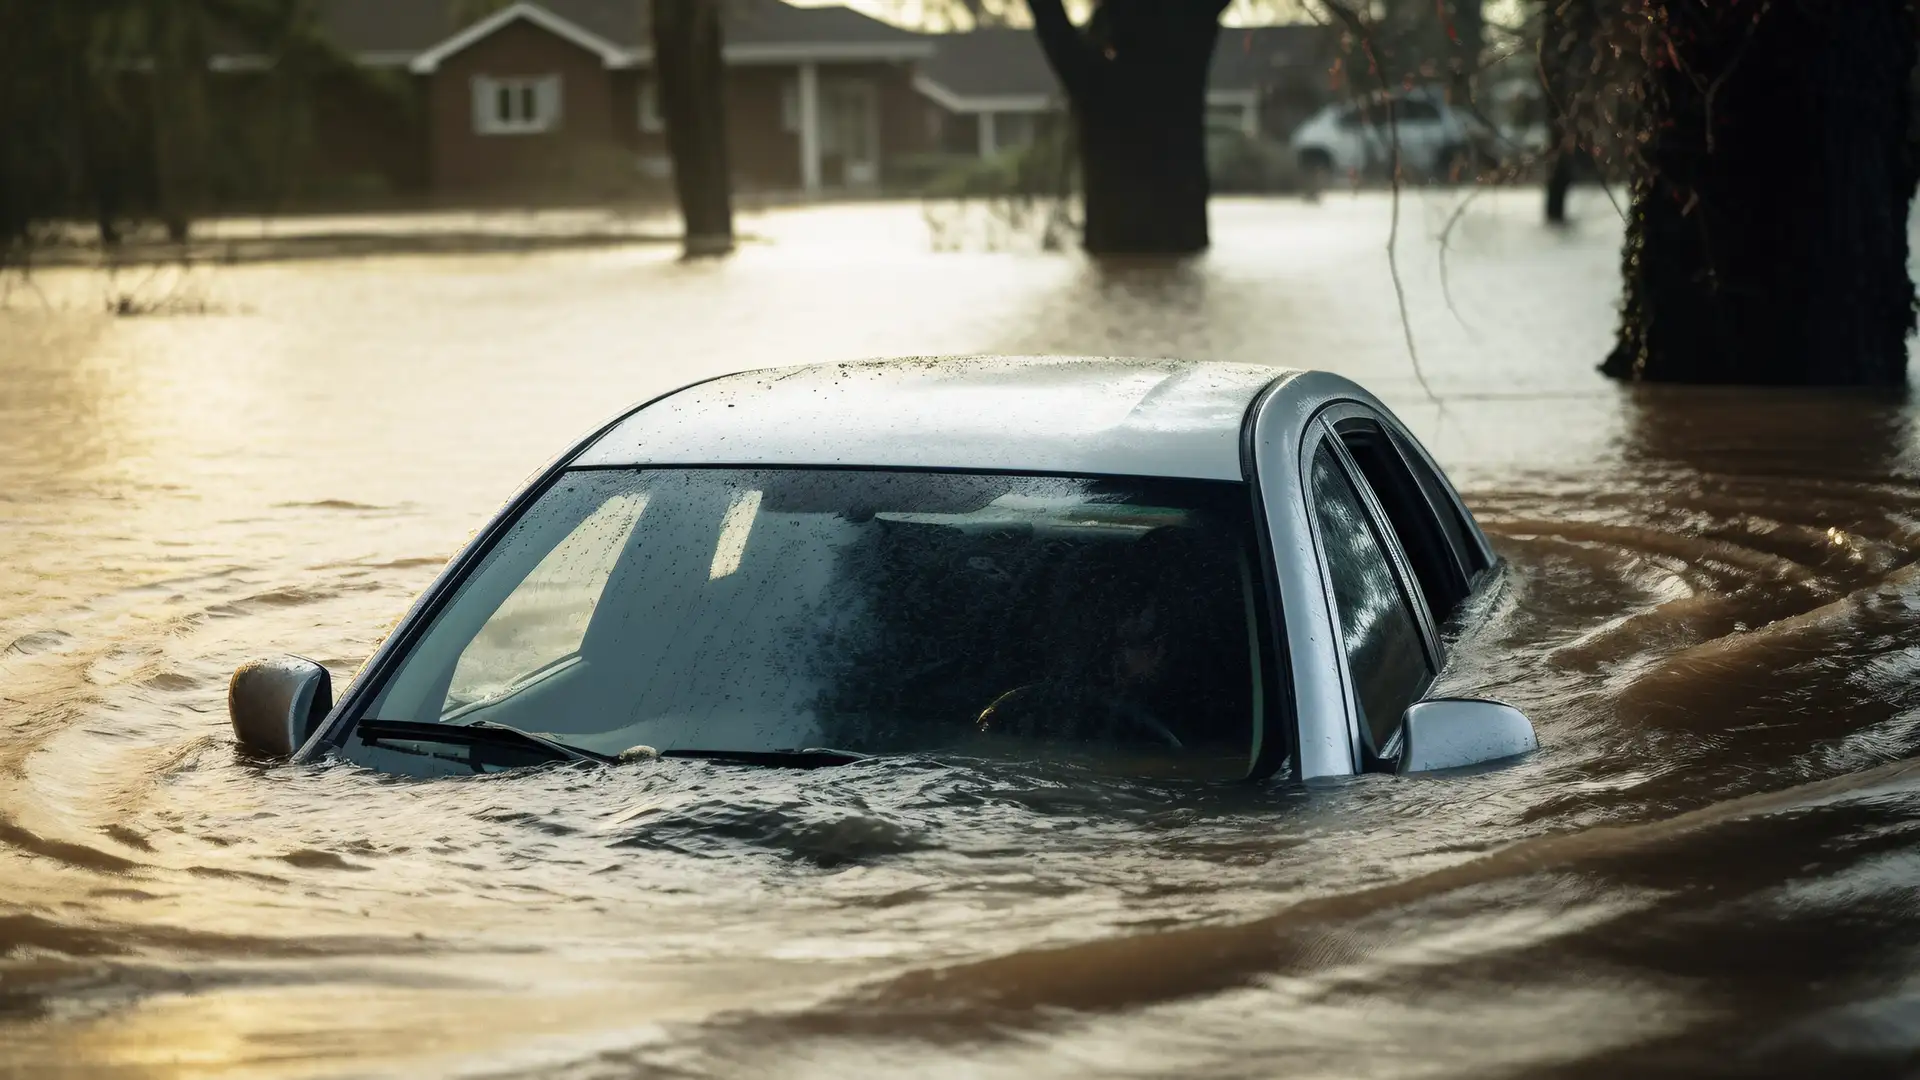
[[1291, 88, 1489, 182]]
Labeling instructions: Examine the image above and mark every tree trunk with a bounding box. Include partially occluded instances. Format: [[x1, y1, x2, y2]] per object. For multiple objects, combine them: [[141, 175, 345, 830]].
[[1030, 0, 1226, 256], [1542, 70, 1580, 226], [1543, 147, 1573, 225], [82, 91, 129, 246], [652, 0, 734, 258], [1603, 0, 1917, 386], [150, 0, 211, 244], [1444, 0, 1483, 106], [1538, 0, 1577, 225]]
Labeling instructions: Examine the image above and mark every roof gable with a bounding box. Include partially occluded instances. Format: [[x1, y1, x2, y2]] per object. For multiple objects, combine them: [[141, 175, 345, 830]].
[[408, 2, 632, 72]]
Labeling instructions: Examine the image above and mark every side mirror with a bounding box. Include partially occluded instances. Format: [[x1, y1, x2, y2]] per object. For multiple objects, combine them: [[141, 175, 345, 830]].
[[229, 656, 332, 759], [1395, 698, 1536, 775]]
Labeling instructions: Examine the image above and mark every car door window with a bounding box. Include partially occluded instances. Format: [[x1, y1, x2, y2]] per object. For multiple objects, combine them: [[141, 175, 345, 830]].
[[1337, 421, 1470, 627], [1309, 444, 1433, 757]]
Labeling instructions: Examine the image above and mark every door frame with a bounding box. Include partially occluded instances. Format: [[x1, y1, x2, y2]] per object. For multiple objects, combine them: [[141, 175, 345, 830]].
[[821, 76, 881, 188]]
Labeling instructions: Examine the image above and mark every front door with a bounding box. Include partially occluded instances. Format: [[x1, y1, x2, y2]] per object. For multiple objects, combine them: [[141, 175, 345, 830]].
[[820, 78, 879, 188]]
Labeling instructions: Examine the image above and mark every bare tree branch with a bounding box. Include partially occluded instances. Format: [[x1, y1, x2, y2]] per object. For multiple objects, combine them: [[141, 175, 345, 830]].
[[1319, 0, 1439, 406], [1437, 184, 1487, 334]]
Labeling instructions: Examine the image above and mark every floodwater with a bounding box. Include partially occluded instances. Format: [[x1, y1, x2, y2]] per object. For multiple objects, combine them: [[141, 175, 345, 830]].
[[4, 191, 1920, 1078]]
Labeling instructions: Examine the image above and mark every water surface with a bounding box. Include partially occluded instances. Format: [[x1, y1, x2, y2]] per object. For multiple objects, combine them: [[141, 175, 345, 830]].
[[3, 191, 1919, 1078]]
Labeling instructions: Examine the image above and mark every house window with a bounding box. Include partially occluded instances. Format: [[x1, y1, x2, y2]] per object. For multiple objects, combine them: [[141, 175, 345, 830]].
[[638, 79, 664, 133], [471, 75, 562, 135]]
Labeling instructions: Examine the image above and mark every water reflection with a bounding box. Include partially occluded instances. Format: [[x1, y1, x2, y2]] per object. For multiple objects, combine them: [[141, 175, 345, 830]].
[[1, 191, 1918, 1077], [1620, 382, 1918, 478]]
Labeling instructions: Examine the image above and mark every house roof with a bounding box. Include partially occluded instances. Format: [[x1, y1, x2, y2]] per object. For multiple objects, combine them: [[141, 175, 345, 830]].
[[915, 22, 1332, 113], [915, 29, 1057, 111], [297, 0, 931, 69], [728, 2, 933, 48]]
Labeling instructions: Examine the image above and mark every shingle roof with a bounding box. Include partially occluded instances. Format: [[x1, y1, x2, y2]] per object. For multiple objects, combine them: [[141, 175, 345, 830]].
[[530, 0, 647, 45], [918, 28, 1057, 102], [726, 2, 930, 46], [915, 22, 1333, 108]]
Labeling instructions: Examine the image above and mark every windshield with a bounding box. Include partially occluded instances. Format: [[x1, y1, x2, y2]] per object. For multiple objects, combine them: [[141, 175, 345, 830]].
[[348, 468, 1269, 778]]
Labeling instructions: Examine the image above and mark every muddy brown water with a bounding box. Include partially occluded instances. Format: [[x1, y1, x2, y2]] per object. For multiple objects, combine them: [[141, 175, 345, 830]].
[[3, 192, 1920, 1078]]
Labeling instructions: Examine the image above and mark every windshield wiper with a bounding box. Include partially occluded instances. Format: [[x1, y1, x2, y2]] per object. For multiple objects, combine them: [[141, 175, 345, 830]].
[[356, 720, 865, 770], [356, 718, 616, 765]]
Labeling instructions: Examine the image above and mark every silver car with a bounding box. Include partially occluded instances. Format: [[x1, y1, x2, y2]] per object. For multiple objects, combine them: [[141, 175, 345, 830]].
[[1290, 87, 1490, 181], [231, 357, 1535, 781]]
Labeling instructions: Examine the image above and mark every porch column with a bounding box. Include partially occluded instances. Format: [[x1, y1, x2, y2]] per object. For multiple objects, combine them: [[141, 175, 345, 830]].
[[798, 61, 821, 195], [977, 111, 997, 159]]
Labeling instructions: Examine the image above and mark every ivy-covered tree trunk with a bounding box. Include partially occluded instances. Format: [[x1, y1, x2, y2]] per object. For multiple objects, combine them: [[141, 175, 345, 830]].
[[1604, 0, 1918, 386], [652, 0, 734, 258], [1029, 0, 1227, 255]]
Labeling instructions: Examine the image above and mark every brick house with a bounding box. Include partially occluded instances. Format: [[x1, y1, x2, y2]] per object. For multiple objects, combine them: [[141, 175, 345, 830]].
[[264, 0, 934, 200]]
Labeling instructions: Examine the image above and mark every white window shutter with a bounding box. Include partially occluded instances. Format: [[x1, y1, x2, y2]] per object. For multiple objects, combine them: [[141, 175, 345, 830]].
[[539, 75, 562, 130], [471, 75, 494, 133]]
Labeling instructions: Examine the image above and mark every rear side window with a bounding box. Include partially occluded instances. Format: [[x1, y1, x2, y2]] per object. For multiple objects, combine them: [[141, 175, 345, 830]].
[[1338, 423, 1471, 626], [1398, 431, 1487, 578], [1309, 445, 1433, 756]]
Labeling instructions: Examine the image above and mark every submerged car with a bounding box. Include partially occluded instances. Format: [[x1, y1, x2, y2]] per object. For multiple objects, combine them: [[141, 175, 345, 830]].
[[230, 357, 1535, 781]]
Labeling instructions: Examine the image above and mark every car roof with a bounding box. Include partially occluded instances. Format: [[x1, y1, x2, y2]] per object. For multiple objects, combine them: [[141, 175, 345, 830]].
[[574, 356, 1307, 481]]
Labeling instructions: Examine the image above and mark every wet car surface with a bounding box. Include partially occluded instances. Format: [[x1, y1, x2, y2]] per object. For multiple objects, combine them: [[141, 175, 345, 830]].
[[2, 194, 1919, 1078], [258, 358, 1527, 784]]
